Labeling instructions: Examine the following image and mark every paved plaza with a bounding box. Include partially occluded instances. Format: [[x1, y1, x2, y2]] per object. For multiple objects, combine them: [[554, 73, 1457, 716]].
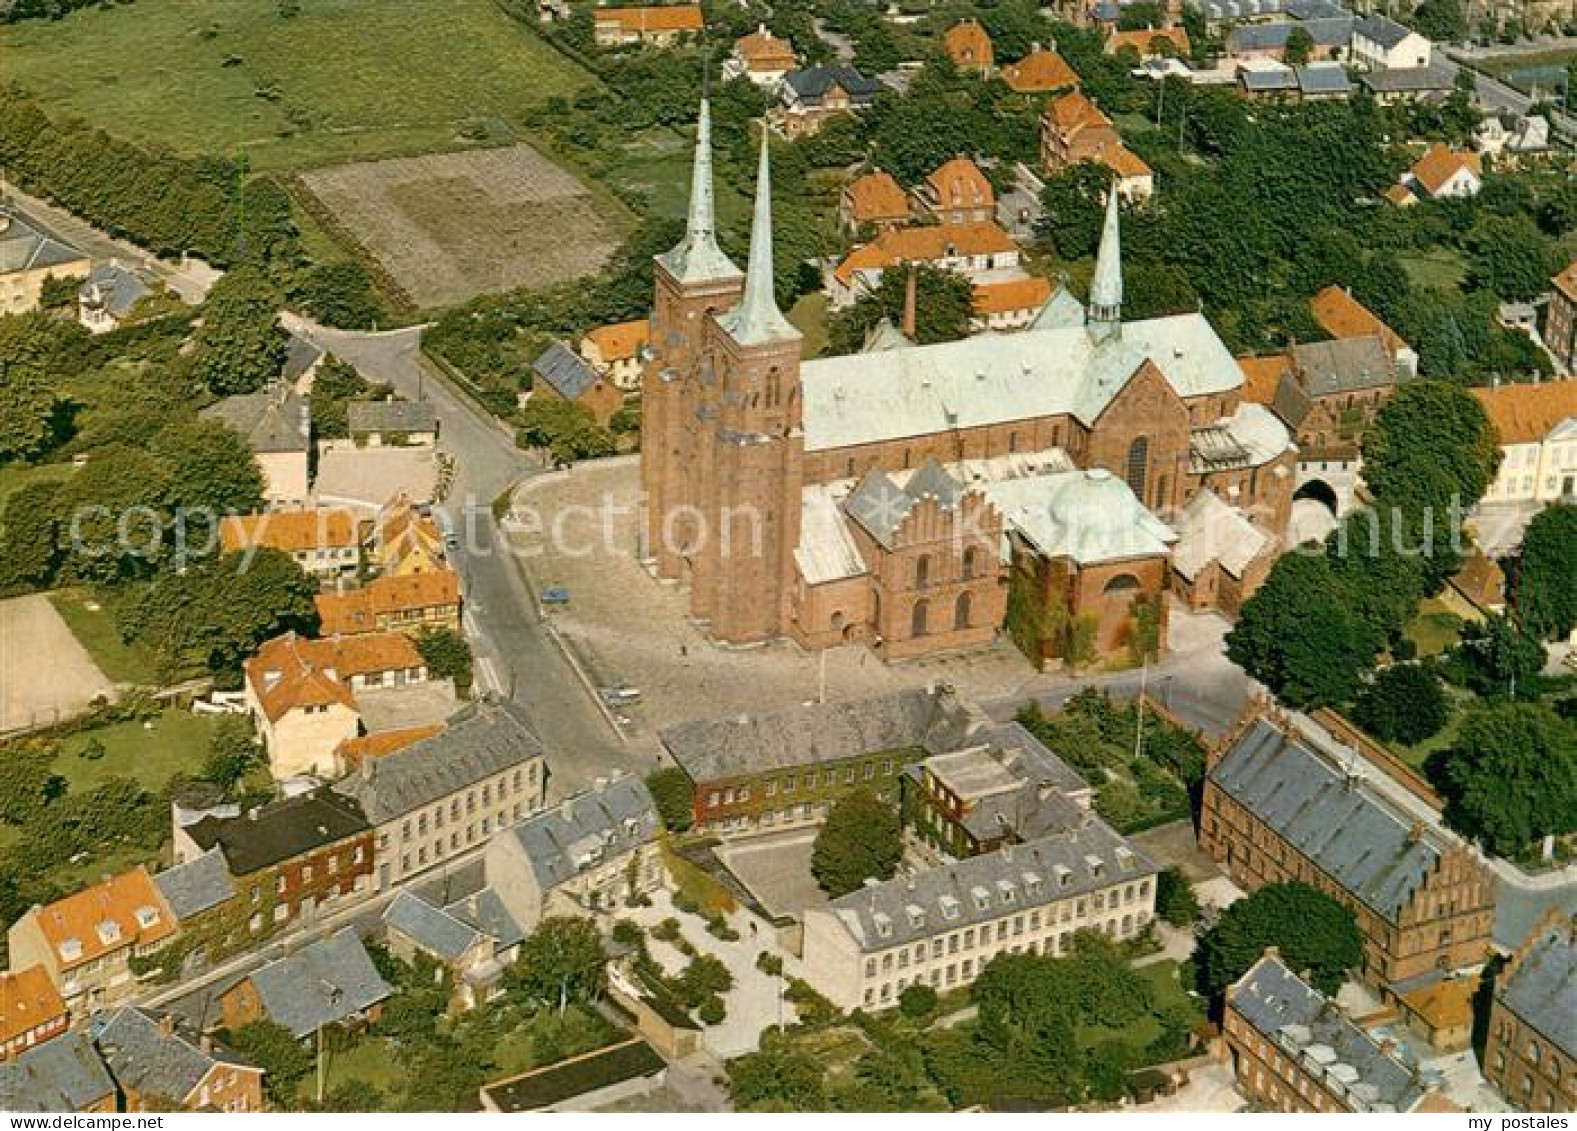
[[0, 593, 117, 733]]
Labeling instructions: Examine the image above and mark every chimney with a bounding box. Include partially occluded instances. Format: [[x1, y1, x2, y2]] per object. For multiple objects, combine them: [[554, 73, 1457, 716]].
[[158, 1013, 176, 1038], [361, 755, 373, 781], [901, 262, 918, 342]]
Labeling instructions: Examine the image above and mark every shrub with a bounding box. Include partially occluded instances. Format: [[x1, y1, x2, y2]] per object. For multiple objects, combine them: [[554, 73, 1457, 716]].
[[698, 995, 727, 1025], [898, 983, 938, 1019]]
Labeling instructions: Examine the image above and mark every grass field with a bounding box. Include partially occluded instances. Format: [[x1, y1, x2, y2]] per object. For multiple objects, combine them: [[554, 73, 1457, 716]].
[[297, 144, 631, 308], [0, 463, 73, 515], [1075, 960, 1203, 1053], [1400, 248, 1468, 291], [789, 292, 832, 358], [0, 0, 598, 173], [48, 589, 163, 686], [55, 706, 225, 794]]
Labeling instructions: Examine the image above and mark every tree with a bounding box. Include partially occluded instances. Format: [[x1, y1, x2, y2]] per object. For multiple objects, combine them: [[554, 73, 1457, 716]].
[[1447, 614, 1546, 698], [1283, 26, 1314, 66], [1035, 163, 1111, 260], [1227, 553, 1381, 708], [1433, 702, 1577, 856], [309, 356, 371, 439], [727, 1043, 827, 1111], [1360, 381, 1500, 516], [676, 953, 734, 1006], [1156, 866, 1200, 927], [811, 789, 902, 897], [414, 626, 473, 697], [0, 312, 75, 463], [826, 265, 975, 352], [1352, 663, 1450, 745], [899, 982, 939, 1019], [510, 916, 606, 1011], [0, 741, 66, 826], [646, 766, 693, 832], [0, 479, 65, 595], [1507, 503, 1577, 641], [223, 1020, 312, 1105], [1466, 214, 1560, 303], [515, 397, 615, 464], [1412, 0, 1468, 40], [291, 261, 382, 330], [193, 266, 287, 396], [53, 445, 173, 582], [151, 418, 265, 516], [1197, 883, 1363, 998], [201, 715, 263, 793]]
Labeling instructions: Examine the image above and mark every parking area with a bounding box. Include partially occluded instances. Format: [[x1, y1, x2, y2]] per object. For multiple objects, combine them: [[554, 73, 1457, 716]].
[[0, 593, 118, 733], [503, 460, 1046, 739]]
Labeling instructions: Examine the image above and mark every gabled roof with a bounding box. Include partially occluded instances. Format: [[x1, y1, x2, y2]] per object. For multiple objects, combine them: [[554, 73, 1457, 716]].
[[243, 631, 424, 722], [314, 569, 461, 635], [497, 775, 658, 892], [1209, 716, 1452, 923], [832, 221, 1018, 286], [844, 458, 966, 548], [532, 341, 601, 401], [346, 399, 439, 436], [444, 887, 525, 951], [1229, 954, 1428, 1112], [1310, 285, 1407, 356], [1001, 46, 1080, 92], [1046, 89, 1114, 134], [1032, 287, 1087, 329], [182, 788, 370, 877], [1289, 336, 1394, 396], [973, 276, 1054, 316], [1552, 260, 1577, 304], [1099, 143, 1153, 180], [782, 65, 882, 104], [661, 685, 976, 783], [844, 170, 912, 224], [925, 157, 994, 211], [28, 867, 176, 972], [219, 508, 358, 554], [582, 318, 650, 363], [1238, 353, 1293, 405], [0, 209, 87, 275], [1498, 916, 1577, 1062], [1354, 12, 1417, 49], [79, 262, 152, 318], [242, 928, 392, 1040], [1171, 489, 1271, 580], [1470, 381, 1577, 445], [383, 891, 486, 963], [335, 724, 445, 769], [943, 18, 993, 67], [1106, 26, 1191, 56], [200, 386, 310, 455], [823, 817, 1155, 951], [153, 848, 236, 921], [593, 4, 702, 32], [332, 697, 543, 826], [0, 967, 66, 1050], [1297, 61, 1353, 94], [734, 24, 795, 68], [1410, 144, 1482, 196], [0, 1032, 115, 1113], [93, 1008, 255, 1106]]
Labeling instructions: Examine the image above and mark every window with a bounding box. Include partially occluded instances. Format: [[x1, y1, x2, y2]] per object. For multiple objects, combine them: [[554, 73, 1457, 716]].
[[954, 591, 972, 630], [911, 599, 930, 638], [963, 547, 979, 579], [1126, 436, 1149, 498], [916, 555, 931, 588]]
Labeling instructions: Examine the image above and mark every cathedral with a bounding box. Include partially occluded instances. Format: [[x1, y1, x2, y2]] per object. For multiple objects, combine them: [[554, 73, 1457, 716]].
[[640, 103, 1296, 668]]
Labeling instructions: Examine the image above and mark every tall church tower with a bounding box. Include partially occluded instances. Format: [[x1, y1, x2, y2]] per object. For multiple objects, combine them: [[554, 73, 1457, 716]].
[[1087, 187, 1123, 344], [642, 99, 744, 580], [690, 133, 805, 643]]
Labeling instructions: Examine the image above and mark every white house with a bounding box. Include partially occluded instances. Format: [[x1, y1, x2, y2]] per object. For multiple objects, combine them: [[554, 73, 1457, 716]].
[[1350, 14, 1431, 71], [1472, 382, 1577, 505]]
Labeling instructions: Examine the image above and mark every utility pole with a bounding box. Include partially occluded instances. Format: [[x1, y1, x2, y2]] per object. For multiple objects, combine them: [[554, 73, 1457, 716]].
[[1134, 655, 1149, 764]]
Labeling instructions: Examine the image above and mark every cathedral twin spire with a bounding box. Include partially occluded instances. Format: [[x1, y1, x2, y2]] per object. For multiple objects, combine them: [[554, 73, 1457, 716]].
[[1087, 187, 1123, 341], [665, 99, 798, 345]]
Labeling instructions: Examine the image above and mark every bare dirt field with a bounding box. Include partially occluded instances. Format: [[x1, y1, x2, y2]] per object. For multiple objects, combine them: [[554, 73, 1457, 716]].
[[297, 144, 628, 308], [0, 593, 117, 733]]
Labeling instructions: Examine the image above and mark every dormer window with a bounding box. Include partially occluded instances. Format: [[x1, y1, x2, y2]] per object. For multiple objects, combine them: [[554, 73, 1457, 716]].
[[1085, 854, 1105, 879], [971, 885, 991, 912], [96, 920, 122, 945], [134, 906, 161, 929], [906, 903, 926, 929], [1023, 872, 1042, 896], [939, 895, 960, 921], [1055, 865, 1073, 888], [874, 912, 893, 939], [996, 880, 1017, 904], [59, 938, 83, 962], [1116, 846, 1135, 871]]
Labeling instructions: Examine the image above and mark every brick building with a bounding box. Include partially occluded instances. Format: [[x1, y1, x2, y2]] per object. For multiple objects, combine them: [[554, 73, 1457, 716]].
[[1484, 912, 1577, 1113], [641, 107, 1293, 668], [943, 18, 994, 71], [915, 157, 996, 226], [1200, 712, 1495, 990], [94, 1007, 263, 1113], [1041, 91, 1154, 201], [840, 169, 912, 234], [1225, 953, 1451, 1112], [173, 788, 374, 944], [660, 685, 976, 837], [1000, 45, 1081, 93], [218, 928, 391, 1040]]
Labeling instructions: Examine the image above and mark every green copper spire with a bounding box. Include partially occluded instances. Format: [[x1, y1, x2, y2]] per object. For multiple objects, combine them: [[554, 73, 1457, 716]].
[[658, 99, 740, 284], [719, 130, 800, 346]]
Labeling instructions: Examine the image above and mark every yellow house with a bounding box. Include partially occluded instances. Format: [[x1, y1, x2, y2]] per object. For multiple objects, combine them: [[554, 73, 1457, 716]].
[[365, 494, 448, 577], [0, 209, 91, 316], [315, 569, 463, 637]]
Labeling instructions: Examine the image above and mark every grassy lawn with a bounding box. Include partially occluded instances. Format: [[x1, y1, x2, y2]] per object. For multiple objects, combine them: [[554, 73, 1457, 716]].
[[601, 127, 750, 230], [1076, 960, 1202, 1054], [789, 292, 832, 359], [304, 1035, 407, 1101], [0, 463, 73, 515], [47, 589, 163, 686], [0, 0, 598, 173], [1385, 688, 1470, 770], [1399, 248, 1467, 291], [54, 706, 225, 794], [1406, 600, 1466, 658]]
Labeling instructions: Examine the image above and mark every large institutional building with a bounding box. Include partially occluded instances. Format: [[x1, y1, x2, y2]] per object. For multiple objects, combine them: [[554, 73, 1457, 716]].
[[640, 102, 1294, 667]]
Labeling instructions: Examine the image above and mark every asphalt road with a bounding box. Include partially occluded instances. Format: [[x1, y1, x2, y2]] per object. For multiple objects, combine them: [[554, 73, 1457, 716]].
[[295, 321, 645, 797], [1439, 46, 1577, 137]]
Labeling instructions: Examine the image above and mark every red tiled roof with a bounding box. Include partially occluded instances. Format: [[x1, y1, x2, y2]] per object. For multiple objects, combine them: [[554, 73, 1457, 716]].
[[1410, 144, 1482, 196], [594, 5, 703, 33], [1310, 285, 1408, 356], [0, 966, 67, 1046], [944, 18, 993, 68], [1001, 47, 1080, 92], [833, 221, 1018, 286], [973, 276, 1053, 315], [1106, 26, 1191, 56], [582, 318, 649, 363], [30, 869, 176, 972], [1471, 381, 1577, 445], [844, 170, 912, 224], [314, 570, 461, 636], [926, 157, 994, 211], [244, 631, 424, 722], [1552, 260, 1577, 304], [220, 509, 359, 555]]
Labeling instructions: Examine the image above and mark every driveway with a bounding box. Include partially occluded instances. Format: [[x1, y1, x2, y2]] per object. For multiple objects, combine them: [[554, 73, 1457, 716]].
[[0, 593, 117, 733]]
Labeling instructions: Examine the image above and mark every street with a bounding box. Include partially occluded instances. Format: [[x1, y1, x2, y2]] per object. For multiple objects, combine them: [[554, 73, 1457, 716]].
[[293, 321, 643, 797]]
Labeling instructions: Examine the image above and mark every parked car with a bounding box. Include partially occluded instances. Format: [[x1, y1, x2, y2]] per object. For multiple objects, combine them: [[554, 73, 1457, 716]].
[[541, 586, 571, 605]]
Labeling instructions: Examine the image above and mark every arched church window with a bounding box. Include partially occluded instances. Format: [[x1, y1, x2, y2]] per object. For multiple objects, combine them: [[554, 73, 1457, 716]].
[[916, 555, 931, 588], [1126, 437, 1149, 499], [911, 599, 930, 638], [954, 591, 972, 630]]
